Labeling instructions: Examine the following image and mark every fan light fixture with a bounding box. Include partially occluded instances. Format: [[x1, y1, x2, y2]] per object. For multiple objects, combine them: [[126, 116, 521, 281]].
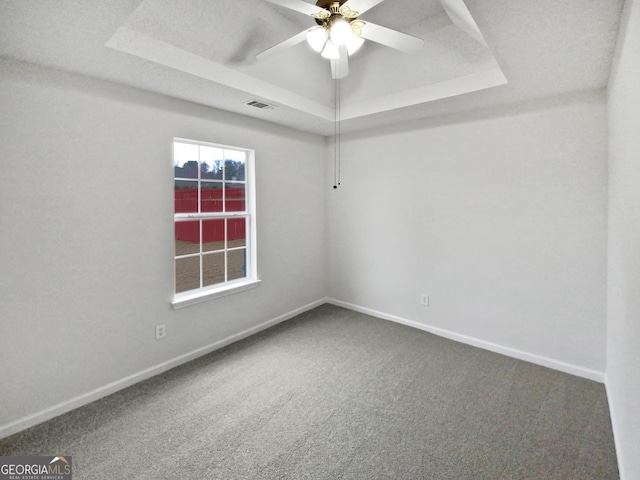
[[304, 2, 364, 60]]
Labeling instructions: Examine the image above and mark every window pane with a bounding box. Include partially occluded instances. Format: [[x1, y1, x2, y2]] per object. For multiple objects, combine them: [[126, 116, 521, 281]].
[[201, 146, 224, 180], [227, 218, 246, 248], [228, 248, 247, 281], [174, 142, 200, 179], [176, 256, 200, 293], [201, 182, 223, 212], [203, 252, 225, 287], [175, 220, 200, 255], [174, 181, 198, 213], [202, 219, 225, 252], [224, 153, 245, 182], [225, 184, 246, 212]]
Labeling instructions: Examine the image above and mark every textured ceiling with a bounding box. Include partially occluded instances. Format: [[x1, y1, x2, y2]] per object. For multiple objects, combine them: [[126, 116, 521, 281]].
[[0, 0, 625, 136]]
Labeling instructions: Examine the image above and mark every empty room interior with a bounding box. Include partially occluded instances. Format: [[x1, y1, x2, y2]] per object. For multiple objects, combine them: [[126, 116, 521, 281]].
[[1, 0, 639, 478]]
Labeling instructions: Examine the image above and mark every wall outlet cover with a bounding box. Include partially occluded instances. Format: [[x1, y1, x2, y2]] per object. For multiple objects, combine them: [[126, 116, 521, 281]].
[[155, 324, 166, 340]]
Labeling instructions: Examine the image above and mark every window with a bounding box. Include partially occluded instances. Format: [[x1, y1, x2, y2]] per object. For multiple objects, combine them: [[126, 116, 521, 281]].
[[172, 138, 258, 308]]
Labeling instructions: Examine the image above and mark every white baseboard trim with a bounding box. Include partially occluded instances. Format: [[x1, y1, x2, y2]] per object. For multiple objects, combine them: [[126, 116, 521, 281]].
[[0, 298, 326, 440], [604, 376, 627, 479], [327, 298, 605, 383]]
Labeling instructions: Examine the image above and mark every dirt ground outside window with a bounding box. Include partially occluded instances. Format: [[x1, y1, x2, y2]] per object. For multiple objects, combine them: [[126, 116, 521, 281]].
[[175, 239, 247, 293]]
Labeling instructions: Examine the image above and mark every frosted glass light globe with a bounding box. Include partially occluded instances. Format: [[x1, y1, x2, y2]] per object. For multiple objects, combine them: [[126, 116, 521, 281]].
[[321, 39, 340, 59], [345, 34, 364, 55], [306, 26, 328, 52], [330, 17, 353, 46]]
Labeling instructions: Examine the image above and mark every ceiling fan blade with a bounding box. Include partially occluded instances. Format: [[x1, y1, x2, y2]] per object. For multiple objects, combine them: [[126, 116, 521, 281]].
[[342, 0, 385, 15], [359, 21, 424, 52], [256, 29, 308, 60], [330, 46, 349, 79], [438, 0, 487, 47], [264, 0, 325, 17]]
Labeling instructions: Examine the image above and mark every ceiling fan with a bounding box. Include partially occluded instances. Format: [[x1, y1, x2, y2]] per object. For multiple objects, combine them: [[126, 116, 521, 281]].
[[257, 0, 424, 79]]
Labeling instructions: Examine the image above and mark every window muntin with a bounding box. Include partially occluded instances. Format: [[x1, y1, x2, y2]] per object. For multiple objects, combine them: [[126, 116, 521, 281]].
[[173, 138, 257, 304]]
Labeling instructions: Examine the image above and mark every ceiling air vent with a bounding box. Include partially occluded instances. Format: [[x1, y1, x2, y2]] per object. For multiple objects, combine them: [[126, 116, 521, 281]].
[[246, 100, 275, 110]]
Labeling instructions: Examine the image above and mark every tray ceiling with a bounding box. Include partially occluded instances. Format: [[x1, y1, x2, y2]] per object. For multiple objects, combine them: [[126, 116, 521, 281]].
[[0, 0, 624, 136]]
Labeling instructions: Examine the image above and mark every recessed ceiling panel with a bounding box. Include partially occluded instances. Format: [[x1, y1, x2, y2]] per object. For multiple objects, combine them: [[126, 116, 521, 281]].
[[108, 0, 508, 122]]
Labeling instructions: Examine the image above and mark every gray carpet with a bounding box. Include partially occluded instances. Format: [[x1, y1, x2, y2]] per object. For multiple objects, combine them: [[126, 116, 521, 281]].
[[0, 305, 619, 479]]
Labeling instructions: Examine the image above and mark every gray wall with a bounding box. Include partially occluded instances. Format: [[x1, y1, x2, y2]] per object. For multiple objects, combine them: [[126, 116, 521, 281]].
[[607, 0, 640, 477], [0, 59, 328, 433], [328, 91, 608, 377]]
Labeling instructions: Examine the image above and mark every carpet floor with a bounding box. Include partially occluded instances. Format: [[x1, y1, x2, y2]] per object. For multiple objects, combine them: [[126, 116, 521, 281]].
[[0, 304, 619, 479]]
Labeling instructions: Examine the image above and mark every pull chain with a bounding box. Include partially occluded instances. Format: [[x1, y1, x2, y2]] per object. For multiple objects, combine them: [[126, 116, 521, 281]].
[[333, 75, 341, 189]]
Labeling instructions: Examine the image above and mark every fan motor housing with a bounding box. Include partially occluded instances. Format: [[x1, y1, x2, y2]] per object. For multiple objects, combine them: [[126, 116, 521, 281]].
[[315, 0, 349, 8]]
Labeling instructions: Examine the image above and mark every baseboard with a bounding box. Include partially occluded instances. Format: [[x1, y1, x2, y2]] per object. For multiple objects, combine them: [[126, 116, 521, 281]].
[[0, 298, 326, 440], [604, 376, 627, 479], [327, 298, 605, 383]]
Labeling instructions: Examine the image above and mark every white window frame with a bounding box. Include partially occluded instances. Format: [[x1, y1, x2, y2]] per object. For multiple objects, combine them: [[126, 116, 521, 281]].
[[171, 138, 259, 309]]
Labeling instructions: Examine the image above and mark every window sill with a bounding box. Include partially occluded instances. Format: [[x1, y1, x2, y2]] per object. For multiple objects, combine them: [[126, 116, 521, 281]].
[[171, 278, 261, 310]]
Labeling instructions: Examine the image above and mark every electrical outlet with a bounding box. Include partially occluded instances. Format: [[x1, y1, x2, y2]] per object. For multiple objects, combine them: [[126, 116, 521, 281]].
[[155, 324, 166, 340], [421, 294, 429, 306]]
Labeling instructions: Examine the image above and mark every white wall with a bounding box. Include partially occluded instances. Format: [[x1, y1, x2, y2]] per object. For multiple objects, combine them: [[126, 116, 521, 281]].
[[0, 59, 327, 434], [328, 91, 608, 377], [607, 0, 640, 477]]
